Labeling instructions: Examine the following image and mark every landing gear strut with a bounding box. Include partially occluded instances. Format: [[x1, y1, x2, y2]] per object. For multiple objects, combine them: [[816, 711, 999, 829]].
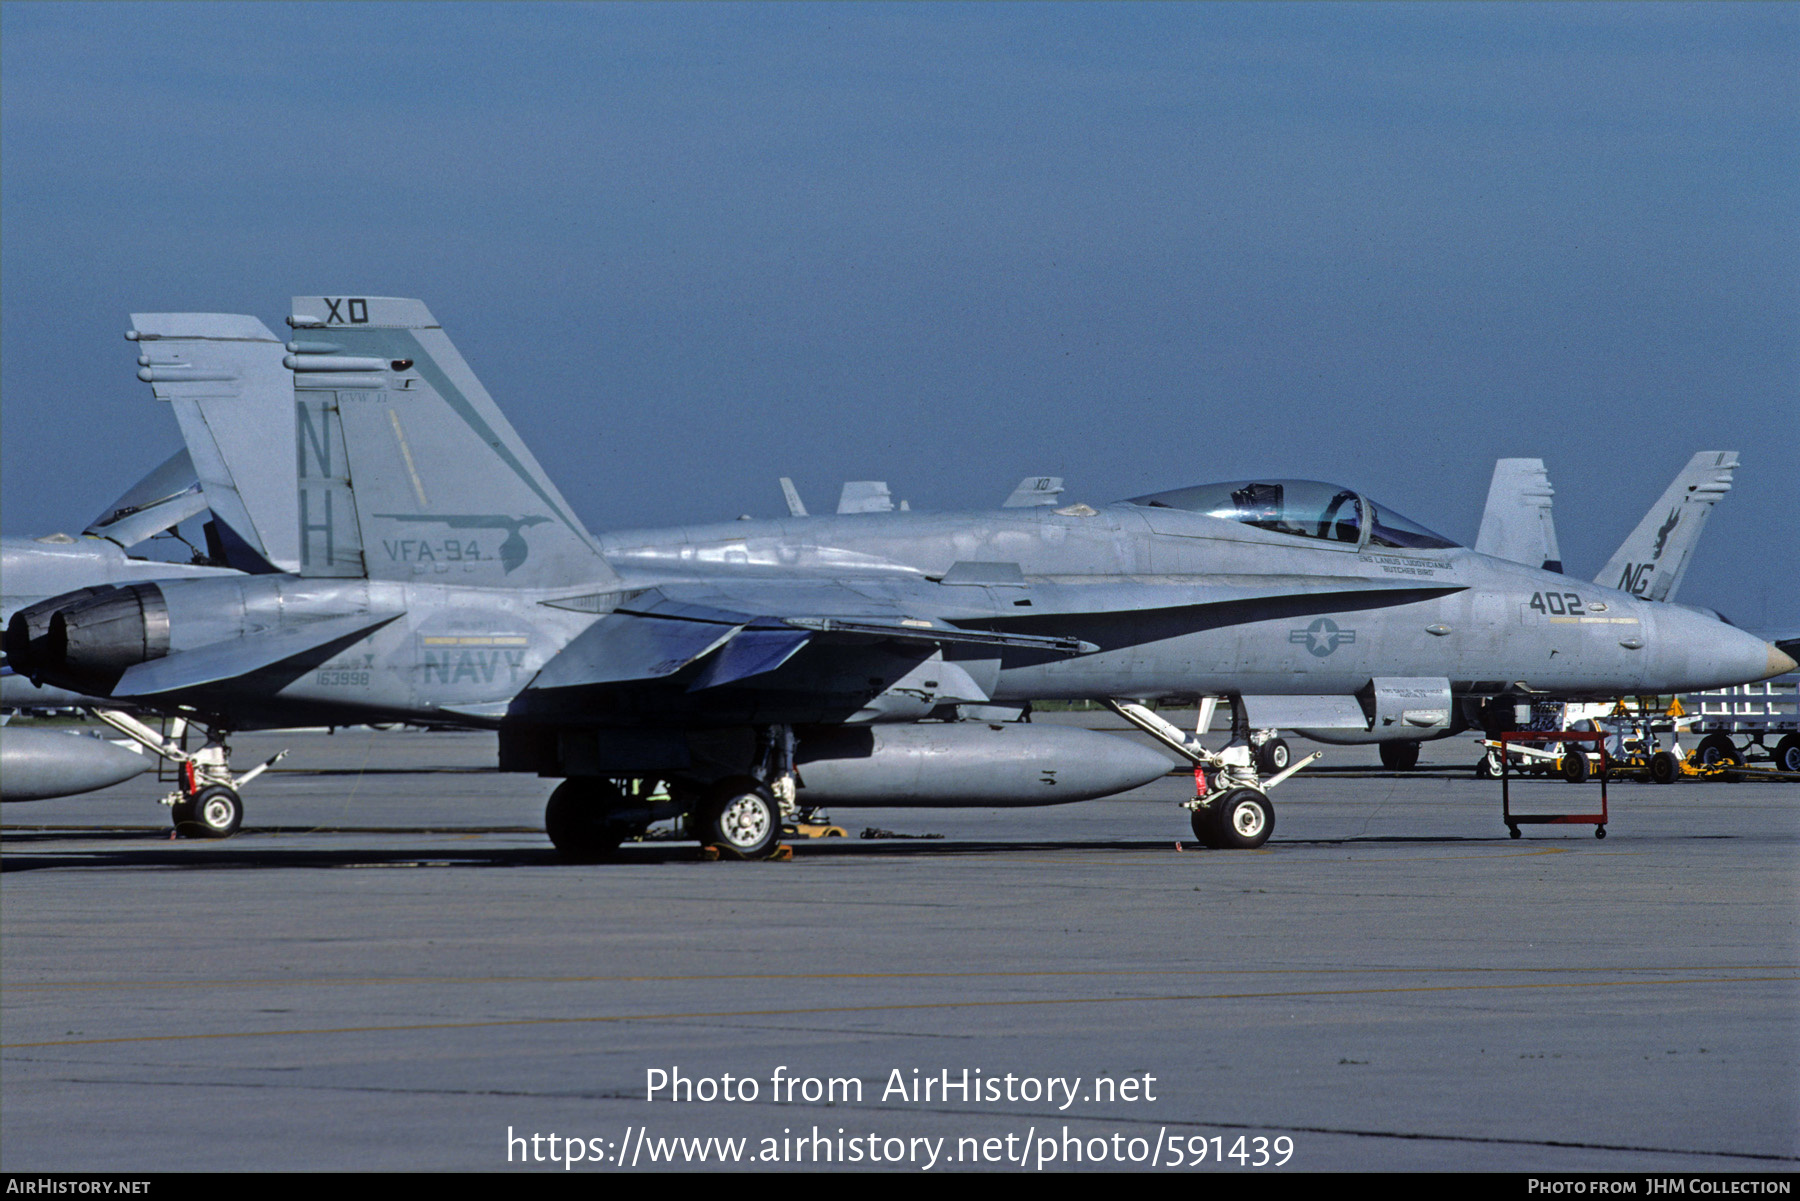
[[87, 709, 284, 839], [1106, 698, 1320, 851]]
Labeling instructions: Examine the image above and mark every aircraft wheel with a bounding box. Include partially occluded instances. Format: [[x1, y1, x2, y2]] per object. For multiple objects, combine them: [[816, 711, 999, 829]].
[[545, 777, 630, 863], [1475, 749, 1502, 779], [1188, 802, 1224, 849], [1696, 733, 1738, 767], [175, 786, 242, 839], [1379, 741, 1419, 771], [1649, 751, 1680, 785], [695, 777, 781, 860], [1721, 747, 1744, 782], [1775, 735, 1800, 775], [1255, 738, 1291, 775], [1561, 751, 1591, 784], [1210, 788, 1274, 850]]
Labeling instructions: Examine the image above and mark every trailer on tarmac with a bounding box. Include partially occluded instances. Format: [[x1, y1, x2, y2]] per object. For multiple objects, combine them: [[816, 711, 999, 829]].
[[1680, 673, 1799, 774]]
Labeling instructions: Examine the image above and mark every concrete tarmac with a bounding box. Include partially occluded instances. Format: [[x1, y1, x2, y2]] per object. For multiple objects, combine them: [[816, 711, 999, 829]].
[[3, 719, 1796, 1173]]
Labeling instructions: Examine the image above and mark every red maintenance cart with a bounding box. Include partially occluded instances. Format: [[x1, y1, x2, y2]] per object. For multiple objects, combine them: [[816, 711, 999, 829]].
[[1499, 729, 1609, 840]]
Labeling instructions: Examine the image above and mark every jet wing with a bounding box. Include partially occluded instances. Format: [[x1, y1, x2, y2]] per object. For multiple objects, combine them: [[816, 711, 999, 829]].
[[529, 585, 1096, 695], [113, 612, 402, 697]]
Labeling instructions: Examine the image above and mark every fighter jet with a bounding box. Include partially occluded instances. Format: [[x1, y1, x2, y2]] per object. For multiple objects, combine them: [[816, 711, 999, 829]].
[[1, 315, 293, 803], [1281, 452, 1741, 770], [8, 297, 1791, 858]]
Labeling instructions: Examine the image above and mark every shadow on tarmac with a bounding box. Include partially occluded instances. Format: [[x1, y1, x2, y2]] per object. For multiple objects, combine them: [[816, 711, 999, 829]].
[[0, 828, 1567, 873]]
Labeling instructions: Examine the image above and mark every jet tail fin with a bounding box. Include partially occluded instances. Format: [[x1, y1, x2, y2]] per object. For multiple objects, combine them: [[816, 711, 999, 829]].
[[285, 297, 618, 588], [126, 314, 297, 572], [779, 477, 809, 517], [1474, 458, 1562, 572], [1596, 451, 1738, 602], [837, 481, 894, 514], [1002, 476, 1065, 508]]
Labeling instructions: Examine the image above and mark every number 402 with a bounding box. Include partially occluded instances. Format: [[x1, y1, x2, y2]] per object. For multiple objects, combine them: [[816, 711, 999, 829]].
[[1529, 591, 1584, 616]]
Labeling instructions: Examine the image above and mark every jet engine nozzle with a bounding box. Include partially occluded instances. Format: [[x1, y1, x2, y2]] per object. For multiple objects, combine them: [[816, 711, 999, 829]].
[[4, 585, 124, 678], [42, 583, 171, 680]]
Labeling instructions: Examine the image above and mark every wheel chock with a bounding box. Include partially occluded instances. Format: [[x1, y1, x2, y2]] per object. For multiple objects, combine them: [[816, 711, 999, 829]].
[[697, 843, 793, 861]]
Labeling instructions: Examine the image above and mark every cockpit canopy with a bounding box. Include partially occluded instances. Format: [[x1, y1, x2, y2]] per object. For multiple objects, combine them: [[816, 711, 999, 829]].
[[1126, 479, 1460, 550]]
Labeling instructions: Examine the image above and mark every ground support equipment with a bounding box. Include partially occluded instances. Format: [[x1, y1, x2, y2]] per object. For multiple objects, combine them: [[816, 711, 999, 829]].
[[1499, 729, 1608, 839]]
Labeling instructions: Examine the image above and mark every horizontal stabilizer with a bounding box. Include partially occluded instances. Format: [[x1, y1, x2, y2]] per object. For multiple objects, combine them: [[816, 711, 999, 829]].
[[113, 611, 401, 697], [85, 449, 207, 549]]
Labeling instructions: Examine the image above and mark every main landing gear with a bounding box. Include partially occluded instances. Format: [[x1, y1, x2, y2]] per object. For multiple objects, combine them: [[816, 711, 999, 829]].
[[88, 708, 285, 839], [545, 726, 797, 863]]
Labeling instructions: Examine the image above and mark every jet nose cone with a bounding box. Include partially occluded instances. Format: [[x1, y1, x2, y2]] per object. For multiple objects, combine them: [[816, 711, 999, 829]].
[[1648, 606, 1797, 692]]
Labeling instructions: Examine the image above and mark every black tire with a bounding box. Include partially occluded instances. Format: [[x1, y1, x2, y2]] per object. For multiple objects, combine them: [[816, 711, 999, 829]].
[[175, 785, 242, 839], [1775, 735, 1800, 775], [1508, 825, 1521, 840], [1255, 738, 1291, 775], [1189, 802, 1223, 849], [1561, 750, 1591, 784], [1696, 733, 1739, 767], [1700, 739, 1743, 783], [694, 776, 781, 859], [1475, 750, 1502, 779], [1210, 788, 1274, 850], [1649, 751, 1680, 785], [545, 777, 630, 862], [1379, 741, 1420, 771]]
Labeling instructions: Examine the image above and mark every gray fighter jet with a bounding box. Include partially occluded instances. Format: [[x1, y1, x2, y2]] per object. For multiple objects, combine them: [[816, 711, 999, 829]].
[[1281, 451, 1742, 771], [8, 297, 1790, 857], [0, 315, 294, 802]]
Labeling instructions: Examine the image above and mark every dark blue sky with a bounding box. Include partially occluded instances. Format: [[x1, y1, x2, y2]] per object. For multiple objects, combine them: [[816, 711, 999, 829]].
[[4, 3, 1794, 627]]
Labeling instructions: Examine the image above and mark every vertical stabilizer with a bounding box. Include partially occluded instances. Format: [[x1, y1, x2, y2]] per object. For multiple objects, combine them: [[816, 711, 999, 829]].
[[1596, 451, 1738, 602], [286, 297, 617, 588], [127, 315, 297, 572], [1003, 476, 1065, 508], [1474, 458, 1562, 573], [837, 481, 894, 514], [779, 478, 809, 517]]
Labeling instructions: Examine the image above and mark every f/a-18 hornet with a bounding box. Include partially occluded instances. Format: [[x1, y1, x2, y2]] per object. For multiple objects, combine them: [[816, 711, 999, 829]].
[[8, 297, 1790, 857]]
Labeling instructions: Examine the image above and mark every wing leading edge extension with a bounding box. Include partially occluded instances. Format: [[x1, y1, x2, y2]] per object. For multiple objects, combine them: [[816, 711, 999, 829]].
[[524, 573, 1466, 696]]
